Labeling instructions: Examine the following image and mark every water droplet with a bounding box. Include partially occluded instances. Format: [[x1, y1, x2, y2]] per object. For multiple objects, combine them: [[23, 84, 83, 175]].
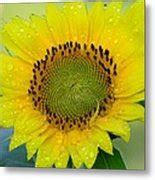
[[73, 11, 77, 15], [115, 88, 118, 92], [116, 53, 120, 58], [117, 8, 120, 12], [78, 5, 82, 9], [80, 34, 85, 39], [16, 32, 20, 36], [86, 156, 89, 160], [107, 29, 111, 33], [19, 104, 23, 109], [27, 34, 31, 38], [109, 18, 113, 23], [81, 147, 86, 152], [134, 28, 139, 33], [89, 151, 94, 158], [7, 63, 13, 71], [45, 156, 50, 162], [114, 39, 118, 44], [70, 6, 74, 10], [12, 111, 17, 115], [56, 162, 62, 167], [3, 104, 6, 108], [20, 28, 24, 32]]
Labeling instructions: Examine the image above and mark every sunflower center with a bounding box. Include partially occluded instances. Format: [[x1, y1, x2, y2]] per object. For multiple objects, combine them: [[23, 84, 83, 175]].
[[43, 56, 107, 120], [28, 41, 117, 131]]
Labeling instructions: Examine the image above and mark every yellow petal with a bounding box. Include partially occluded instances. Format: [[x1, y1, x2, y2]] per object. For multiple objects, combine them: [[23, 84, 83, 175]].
[[77, 132, 98, 168], [0, 96, 30, 128], [46, 3, 69, 44], [88, 2, 123, 45], [1, 29, 34, 63], [2, 16, 47, 62], [115, 58, 144, 97], [96, 118, 130, 142], [110, 100, 144, 121], [89, 2, 144, 69], [0, 53, 32, 91], [63, 2, 88, 43], [26, 128, 56, 160], [67, 130, 83, 168], [123, 2, 144, 43], [68, 145, 83, 168], [35, 131, 64, 168], [30, 15, 53, 48], [91, 127, 113, 155], [55, 135, 69, 169], [8, 97, 49, 151], [10, 134, 32, 151], [14, 106, 46, 135], [9, 123, 48, 151], [55, 149, 69, 169], [123, 91, 144, 103], [0, 87, 25, 97], [117, 2, 144, 62]]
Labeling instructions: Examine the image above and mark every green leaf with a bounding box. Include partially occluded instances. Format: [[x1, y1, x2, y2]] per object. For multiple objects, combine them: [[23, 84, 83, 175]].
[[67, 156, 74, 168], [139, 100, 145, 107], [0, 128, 35, 167], [93, 148, 126, 169]]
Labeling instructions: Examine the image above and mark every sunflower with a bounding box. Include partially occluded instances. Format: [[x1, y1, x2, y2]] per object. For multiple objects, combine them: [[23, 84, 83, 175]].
[[0, 1, 144, 168]]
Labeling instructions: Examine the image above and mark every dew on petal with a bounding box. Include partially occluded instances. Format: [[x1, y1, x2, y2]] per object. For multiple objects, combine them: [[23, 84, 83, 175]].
[[70, 5, 74, 10], [56, 162, 62, 167], [78, 4, 82, 9], [89, 151, 95, 158], [27, 34, 31, 38], [7, 63, 14, 71], [116, 8, 121, 12], [20, 28, 24, 32], [109, 18, 113, 23], [114, 39, 118, 44]]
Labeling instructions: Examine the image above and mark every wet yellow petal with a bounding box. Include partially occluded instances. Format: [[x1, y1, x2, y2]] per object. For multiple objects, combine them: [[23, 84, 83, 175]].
[[55, 150, 69, 168], [36, 131, 64, 168], [0, 96, 30, 128], [26, 128, 56, 160], [14, 107, 46, 135], [0, 87, 24, 97], [46, 4, 69, 44], [63, 2, 88, 43], [123, 91, 144, 102], [89, 2, 144, 68], [10, 124, 48, 151], [110, 100, 144, 121], [115, 58, 144, 97], [68, 145, 83, 168], [0, 53, 32, 91], [97, 118, 130, 142], [2, 17, 47, 62], [88, 2, 123, 45], [91, 127, 113, 154], [123, 2, 144, 43], [1, 30, 34, 63], [8, 97, 48, 151], [68, 130, 83, 168], [55, 135, 69, 168], [30, 15, 53, 48], [77, 133, 98, 168]]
